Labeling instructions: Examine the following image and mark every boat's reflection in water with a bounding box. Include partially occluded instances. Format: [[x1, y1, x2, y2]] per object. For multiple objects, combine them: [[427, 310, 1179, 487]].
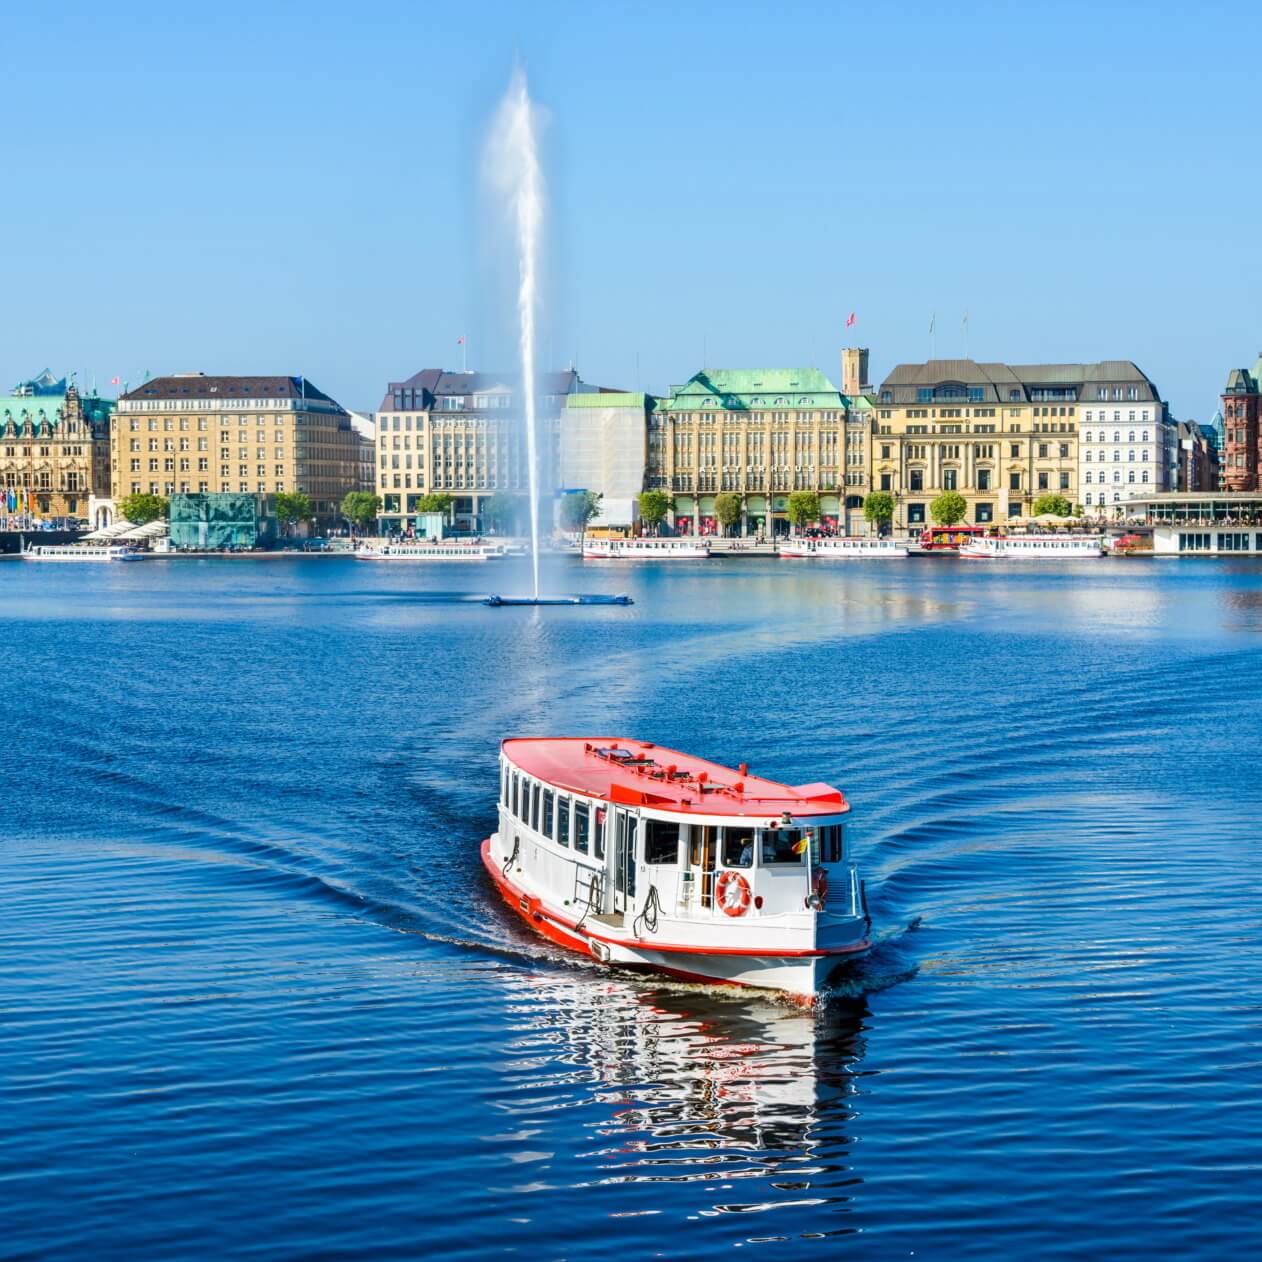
[[497, 970, 870, 1235]]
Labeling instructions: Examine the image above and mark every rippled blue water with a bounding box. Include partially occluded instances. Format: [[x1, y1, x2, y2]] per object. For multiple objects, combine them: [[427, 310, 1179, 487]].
[[2, 553, 1261, 1259]]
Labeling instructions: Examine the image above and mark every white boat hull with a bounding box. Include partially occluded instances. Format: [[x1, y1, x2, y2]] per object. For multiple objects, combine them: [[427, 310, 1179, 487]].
[[21, 546, 143, 562], [354, 547, 501, 561], [583, 541, 711, 559], [959, 535, 1105, 559], [779, 538, 909, 558]]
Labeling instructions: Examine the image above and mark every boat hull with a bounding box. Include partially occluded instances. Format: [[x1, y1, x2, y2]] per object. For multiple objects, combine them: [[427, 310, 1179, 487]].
[[480, 838, 868, 999]]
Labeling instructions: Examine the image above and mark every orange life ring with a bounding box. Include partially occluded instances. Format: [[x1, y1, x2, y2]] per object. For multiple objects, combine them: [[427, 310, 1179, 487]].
[[716, 870, 752, 917], [811, 868, 829, 908]]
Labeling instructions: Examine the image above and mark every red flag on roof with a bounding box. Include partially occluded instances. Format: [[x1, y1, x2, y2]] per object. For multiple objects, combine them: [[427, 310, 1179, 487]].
[[456, 336, 465, 345], [846, 312, 856, 327]]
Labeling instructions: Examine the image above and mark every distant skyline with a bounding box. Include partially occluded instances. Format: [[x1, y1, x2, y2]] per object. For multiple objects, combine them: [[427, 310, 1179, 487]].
[[4, 0, 1256, 420]]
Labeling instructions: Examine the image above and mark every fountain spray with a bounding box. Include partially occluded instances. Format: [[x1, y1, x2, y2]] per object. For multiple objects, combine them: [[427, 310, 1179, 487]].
[[485, 66, 544, 600]]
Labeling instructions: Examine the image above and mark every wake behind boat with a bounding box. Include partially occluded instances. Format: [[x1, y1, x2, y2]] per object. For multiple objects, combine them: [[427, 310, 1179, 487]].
[[483, 737, 871, 1000]]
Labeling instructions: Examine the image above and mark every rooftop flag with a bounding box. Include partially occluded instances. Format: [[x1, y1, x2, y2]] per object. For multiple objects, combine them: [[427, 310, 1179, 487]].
[[457, 336, 465, 345], [110, 376, 121, 385], [846, 312, 856, 327]]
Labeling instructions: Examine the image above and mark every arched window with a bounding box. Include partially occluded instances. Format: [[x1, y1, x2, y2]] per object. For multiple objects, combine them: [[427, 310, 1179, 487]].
[[1128, 431, 1135, 442], [1085, 451, 1092, 461], [1142, 430, 1149, 441], [1113, 431, 1120, 442], [1129, 450, 1135, 461], [1128, 470, 1135, 482]]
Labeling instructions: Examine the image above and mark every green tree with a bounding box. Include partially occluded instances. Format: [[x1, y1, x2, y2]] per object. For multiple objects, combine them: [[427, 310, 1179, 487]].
[[862, 491, 895, 537], [415, 493, 453, 518], [340, 491, 381, 533], [560, 490, 603, 546], [787, 490, 822, 532], [929, 490, 968, 526], [275, 491, 313, 536], [638, 489, 672, 535], [117, 493, 168, 526], [714, 491, 742, 536], [481, 492, 523, 533], [1032, 493, 1074, 518]]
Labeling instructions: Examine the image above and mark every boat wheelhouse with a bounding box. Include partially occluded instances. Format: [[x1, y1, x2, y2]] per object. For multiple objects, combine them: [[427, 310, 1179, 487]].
[[959, 534, 1105, 559], [779, 537, 908, 559], [483, 738, 871, 999], [354, 542, 504, 561], [582, 538, 711, 559], [20, 542, 143, 562]]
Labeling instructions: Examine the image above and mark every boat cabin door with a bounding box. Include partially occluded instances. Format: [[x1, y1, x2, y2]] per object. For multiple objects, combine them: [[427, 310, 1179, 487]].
[[612, 809, 639, 914]]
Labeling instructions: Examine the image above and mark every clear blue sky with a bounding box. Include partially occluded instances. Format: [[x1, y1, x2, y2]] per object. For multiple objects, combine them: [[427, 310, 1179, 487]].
[[2, 0, 1252, 419]]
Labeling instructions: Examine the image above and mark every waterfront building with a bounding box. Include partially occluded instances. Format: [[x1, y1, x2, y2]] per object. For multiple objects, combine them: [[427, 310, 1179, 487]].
[[0, 371, 113, 523], [1220, 355, 1262, 491], [649, 367, 852, 536], [559, 392, 651, 528], [168, 492, 278, 550], [872, 359, 1169, 529], [373, 368, 594, 534], [111, 374, 361, 527], [347, 410, 376, 499], [1127, 491, 1262, 554], [840, 348, 877, 534], [1176, 421, 1220, 492]]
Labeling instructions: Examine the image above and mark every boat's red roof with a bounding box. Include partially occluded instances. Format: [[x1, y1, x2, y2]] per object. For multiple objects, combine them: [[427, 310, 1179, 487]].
[[501, 738, 849, 819]]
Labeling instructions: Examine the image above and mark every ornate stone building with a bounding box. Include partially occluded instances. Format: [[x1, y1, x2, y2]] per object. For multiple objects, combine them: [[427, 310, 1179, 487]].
[[0, 371, 113, 523], [647, 367, 852, 536], [1220, 355, 1262, 491]]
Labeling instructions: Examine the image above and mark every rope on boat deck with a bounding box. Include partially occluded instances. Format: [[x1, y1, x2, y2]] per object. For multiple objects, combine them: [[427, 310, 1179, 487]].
[[502, 835, 520, 877], [633, 885, 662, 938]]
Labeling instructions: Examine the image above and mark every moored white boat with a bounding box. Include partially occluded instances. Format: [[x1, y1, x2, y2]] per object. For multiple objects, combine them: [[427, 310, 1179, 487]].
[[354, 542, 504, 561], [779, 536, 908, 559], [483, 738, 871, 1000], [583, 538, 711, 559], [959, 534, 1105, 559], [20, 542, 143, 562]]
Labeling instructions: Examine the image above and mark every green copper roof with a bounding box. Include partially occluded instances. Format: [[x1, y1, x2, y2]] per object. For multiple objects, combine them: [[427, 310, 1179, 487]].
[[663, 368, 844, 412], [0, 392, 114, 428]]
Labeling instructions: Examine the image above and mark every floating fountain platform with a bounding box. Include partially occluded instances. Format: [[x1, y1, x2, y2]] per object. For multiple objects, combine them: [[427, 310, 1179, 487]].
[[483, 593, 632, 607]]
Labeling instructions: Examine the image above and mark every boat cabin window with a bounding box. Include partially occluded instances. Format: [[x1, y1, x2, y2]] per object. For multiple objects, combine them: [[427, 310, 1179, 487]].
[[530, 782, 541, 833], [557, 795, 571, 846], [574, 801, 590, 854], [644, 819, 680, 865], [762, 829, 805, 865], [501, 762, 509, 806], [593, 808, 606, 860], [811, 824, 843, 863], [542, 789, 555, 838], [511, 771, 520, 818], [722, 827, 756, 868]]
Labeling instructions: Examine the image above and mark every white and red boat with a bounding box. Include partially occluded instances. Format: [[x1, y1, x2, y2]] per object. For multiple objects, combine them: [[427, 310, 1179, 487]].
[[482, 738, 871, 1000], [582, 538, 711, 559], [779, 536, 908, 558]]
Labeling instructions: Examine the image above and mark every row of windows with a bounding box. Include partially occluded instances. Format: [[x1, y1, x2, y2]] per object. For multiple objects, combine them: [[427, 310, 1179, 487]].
[[1083, 430, 1151, 443], [500, 763, 843, 867], [1084, 470, 1149, 483], [1084, 450, 1150, 462]]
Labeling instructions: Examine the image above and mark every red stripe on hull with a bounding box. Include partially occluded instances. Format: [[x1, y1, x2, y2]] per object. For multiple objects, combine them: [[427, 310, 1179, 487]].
[[480, 838, 868, 966]]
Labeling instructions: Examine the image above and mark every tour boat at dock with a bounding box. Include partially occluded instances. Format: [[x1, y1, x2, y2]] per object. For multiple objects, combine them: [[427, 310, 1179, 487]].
[[959, 534, 1105, 559], [583, 538, 711, 559], [779, 536, 908, 559], [20, 542, 143, 562], [483, 738, 871, 1000], [354, 542, 504, 561]]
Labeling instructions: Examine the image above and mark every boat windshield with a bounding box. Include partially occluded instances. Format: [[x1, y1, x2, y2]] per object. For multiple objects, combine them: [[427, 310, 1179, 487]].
[[761, 828, 805, 865]]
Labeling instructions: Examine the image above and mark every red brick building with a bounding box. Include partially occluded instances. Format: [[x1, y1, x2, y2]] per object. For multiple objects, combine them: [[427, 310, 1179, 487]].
[[1221, 356, 1262, 490]]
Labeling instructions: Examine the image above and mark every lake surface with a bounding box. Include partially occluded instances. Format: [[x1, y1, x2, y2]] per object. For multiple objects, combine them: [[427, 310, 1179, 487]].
[[2, 553, 1260, 1259]]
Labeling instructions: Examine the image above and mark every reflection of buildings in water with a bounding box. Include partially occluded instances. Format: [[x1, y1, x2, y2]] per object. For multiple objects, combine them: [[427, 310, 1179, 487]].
[[498, 971, 869, 1222]]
